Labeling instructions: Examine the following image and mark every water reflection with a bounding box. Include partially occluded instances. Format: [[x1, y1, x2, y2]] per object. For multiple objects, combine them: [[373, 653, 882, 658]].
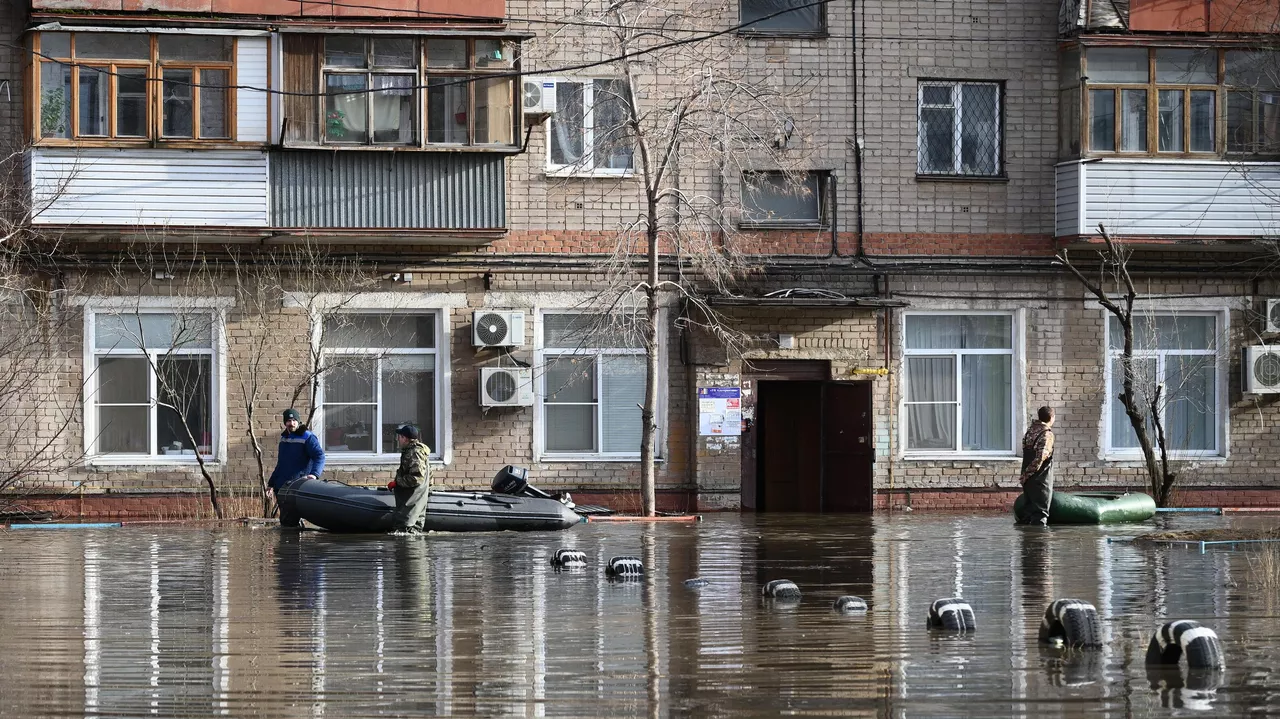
[[2, 514, 1280, 717]]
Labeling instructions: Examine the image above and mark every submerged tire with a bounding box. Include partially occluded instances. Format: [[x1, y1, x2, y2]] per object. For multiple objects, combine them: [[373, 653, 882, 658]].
[[927, 597, 975, 632], [762, 579, 802, 600], [1039, 599, 1102, 648], [1146, 621, 1225, 670], [834, 596, 868, 613], [551, 549, 587, 567], [606, 556, 644, 577]]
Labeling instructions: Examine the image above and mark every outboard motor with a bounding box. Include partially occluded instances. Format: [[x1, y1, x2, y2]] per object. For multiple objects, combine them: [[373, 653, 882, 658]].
[[492, 465, 530, 495]]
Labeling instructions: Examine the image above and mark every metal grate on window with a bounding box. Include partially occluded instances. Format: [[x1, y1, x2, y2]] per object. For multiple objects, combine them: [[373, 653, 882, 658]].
[[917, 82, 1002, 177]]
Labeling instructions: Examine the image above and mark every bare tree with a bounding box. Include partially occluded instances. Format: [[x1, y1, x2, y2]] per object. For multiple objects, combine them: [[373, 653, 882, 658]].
[[1057, 224, 1229, 506], [528, 0, 816, 515], [225, 243, 385, 517]]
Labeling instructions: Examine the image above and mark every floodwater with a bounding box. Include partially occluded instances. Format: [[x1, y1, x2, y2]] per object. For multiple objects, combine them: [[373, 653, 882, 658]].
[[1, 513, 1278, 718]]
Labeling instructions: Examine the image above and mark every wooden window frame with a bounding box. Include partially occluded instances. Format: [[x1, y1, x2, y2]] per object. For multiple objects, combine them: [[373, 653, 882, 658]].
[[1082, 47, 1225, 158], [31, 31, 239, 145], [422, 38, 518, 148], [319, 37, 419, 147]]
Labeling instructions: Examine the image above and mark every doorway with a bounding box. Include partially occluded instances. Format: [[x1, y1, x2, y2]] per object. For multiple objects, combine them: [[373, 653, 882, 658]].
[[747, 378, 874, 512]]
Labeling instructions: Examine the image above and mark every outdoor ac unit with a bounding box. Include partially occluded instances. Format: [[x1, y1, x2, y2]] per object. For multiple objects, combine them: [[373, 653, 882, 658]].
[[522, 77, 558, 115], [1266, 299, 1280, 334], [1243, 345, 1280, 394], [480, 367, 534, 407], [472, 310, 526, 347]]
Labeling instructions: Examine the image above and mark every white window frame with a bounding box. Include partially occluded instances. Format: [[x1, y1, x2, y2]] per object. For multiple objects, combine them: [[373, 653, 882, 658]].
[[1102, 310, 1227, 460], [544, 77, 634, 178], [899, 310, 1022, 459], [533, 308, 665, 462], [917, 80, 1003, 176], [313, 309, 445, 465], [79, 298, 230, 466]]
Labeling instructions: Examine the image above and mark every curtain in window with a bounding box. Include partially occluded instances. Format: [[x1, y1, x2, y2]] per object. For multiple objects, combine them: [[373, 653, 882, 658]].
[[961, 355, 1011, 451], [601, 355, 645, 452], [960, 84, 998, 175], [906, 356, 955, 450], [371, 75, 413, 144], [550, 82, 585, 166], [592, 79, 633, 170], [1164, 355, 1215, 451], [544, 356, 595, 452], [1109, 356, 1158, 449], [741, 0, 822, 32]]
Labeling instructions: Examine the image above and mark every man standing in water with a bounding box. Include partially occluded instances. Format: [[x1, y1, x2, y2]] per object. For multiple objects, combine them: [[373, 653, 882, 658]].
[[388, 423, 431, 534], [1017, 406, 1055, 526], [268, 408, 326, 528]]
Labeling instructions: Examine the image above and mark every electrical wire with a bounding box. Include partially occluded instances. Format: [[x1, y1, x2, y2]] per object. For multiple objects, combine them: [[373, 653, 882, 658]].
[[23, 0, 837, 98]]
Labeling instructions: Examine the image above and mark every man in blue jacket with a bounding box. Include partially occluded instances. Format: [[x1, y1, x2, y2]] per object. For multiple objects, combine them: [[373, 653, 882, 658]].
[[268, 408, 326, 528]]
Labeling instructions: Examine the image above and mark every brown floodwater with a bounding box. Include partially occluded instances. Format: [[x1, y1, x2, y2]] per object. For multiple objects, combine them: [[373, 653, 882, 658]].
[[1, 512, 1278, 718]]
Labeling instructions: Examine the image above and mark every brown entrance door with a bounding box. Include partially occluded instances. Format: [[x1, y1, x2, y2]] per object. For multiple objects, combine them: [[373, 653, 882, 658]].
[[756, 380, 874, 512]]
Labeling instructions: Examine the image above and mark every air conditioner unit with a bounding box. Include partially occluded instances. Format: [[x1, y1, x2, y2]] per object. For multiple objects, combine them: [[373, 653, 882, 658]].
[[522, 77, 558, 115], [1243, 345, 1280, 394], [473, 310, 526, 348], [480, 367, 534, 407], [1266, 299, 1280, 334]]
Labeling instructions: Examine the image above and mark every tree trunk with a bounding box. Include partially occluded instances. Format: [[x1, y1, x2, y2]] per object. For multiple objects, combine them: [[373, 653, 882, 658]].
[[639, 211, 660, 517]]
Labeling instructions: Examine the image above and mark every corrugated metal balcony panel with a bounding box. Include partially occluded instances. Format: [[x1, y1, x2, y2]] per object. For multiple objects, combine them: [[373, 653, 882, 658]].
[[270, 151, 506, 229]]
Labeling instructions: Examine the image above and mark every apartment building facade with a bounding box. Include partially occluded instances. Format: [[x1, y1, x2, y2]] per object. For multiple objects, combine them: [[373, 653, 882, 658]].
[[5, 0, 1280, 517]]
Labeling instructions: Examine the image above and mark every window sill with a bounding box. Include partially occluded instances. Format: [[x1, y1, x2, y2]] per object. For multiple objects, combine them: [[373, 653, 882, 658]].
[[544, 168, 636, 179], [85, 457, 221, 469], [738, 222, 828, 231], [325, 454, 443, 466], [915, 174, 1008, 183], [538, 455, 663, 463], [1103, 453, 1225, 463], [901, 453, 1021, 462], [737, 30, 829, 40], [34, 139, 265, 151], [281, 143, 521, 154]]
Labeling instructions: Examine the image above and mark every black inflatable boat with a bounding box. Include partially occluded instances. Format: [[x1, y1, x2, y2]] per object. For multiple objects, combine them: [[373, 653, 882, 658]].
[[277, 466, 583, 533]]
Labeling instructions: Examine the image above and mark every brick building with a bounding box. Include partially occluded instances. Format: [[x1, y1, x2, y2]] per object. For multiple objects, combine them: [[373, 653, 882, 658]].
[[3, 0, 1280, 518]]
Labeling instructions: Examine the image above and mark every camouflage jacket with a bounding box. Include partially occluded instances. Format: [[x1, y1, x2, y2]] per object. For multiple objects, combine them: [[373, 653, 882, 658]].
[[395, 440, 432, 489], [1019, 421, 1054, 483]]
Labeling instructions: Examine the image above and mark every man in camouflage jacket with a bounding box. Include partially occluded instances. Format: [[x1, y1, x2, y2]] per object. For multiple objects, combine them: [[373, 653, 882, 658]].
[[1016, 406, 1055, 526], [388, 424, 431, 533]]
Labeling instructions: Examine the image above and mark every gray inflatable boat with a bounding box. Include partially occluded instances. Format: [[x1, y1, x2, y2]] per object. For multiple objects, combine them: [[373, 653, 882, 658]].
[[277, 466, 582, 533]]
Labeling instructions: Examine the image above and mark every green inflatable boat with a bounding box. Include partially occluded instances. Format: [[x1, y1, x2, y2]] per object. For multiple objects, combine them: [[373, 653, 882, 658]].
[[1013, 491, 1156, 525]]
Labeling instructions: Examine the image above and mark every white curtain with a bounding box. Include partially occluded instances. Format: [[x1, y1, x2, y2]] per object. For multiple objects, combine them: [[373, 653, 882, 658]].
[[601, 355, 644, 453], [906, 356, 955, 450], [905, 315, 1013, 451]]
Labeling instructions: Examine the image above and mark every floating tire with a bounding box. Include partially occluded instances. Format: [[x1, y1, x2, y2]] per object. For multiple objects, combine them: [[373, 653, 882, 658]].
[[1038, 598, 1103, 648], [834, 596, 868, 613], [550, 549, 587, 568], [1146, 621, 1225, 670], [927, 597, 975, 632], [762, 579, 802, 600], [605, 556, 644, 577], [683, 577, 709, 589]]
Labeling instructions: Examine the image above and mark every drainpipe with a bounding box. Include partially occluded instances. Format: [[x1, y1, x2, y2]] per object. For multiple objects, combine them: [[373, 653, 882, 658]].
[[851, 0, 866, 260]]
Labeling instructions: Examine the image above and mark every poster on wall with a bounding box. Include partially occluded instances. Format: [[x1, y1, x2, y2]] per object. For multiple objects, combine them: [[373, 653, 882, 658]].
[[698, 387, 742, 436]]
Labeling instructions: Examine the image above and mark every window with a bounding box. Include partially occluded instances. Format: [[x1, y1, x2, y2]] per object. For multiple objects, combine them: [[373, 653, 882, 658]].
[[1083, 47, 1223, 155], [740, 171, 827, 227], [903, 314, 1016, 454], [323, 37, 416, 145], [282, 35, 517, 148], [1105, 314, 1221, 457], [917, 81, 1002, 177], [547, 79, 633, 174], [1226, 50, 1280, 156], [318, 313, 440, 458], [540, 313, 649, 458], [87, 311, 217, 460], [34, 31, 235, 142], [740, 0, 826, 35]]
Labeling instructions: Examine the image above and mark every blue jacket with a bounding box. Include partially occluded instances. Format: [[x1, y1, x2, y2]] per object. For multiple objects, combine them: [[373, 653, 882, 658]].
[[268, 428, 325, 489]]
